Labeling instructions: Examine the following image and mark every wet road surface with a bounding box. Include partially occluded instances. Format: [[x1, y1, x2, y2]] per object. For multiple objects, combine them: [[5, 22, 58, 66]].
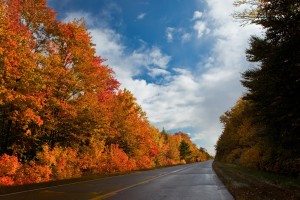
[[0, 160, 234, 200]]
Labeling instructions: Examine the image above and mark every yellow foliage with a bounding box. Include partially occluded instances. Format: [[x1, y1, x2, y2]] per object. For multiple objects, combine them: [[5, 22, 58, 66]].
[[37, 145, 81, 180], [240, 146, 261, 168]]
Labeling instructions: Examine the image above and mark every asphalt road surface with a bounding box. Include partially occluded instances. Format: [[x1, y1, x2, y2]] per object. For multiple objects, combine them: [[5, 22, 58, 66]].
[[0, 160, 234, 200]]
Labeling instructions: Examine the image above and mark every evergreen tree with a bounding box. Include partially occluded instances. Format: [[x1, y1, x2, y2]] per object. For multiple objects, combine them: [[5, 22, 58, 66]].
[[179, 140, 191, 160]]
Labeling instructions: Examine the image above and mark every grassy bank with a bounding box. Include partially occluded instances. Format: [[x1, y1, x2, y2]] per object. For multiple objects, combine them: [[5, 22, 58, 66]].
[[213, 161, 300, 200]]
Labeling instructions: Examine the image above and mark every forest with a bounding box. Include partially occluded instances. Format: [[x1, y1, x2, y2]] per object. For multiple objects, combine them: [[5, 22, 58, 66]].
[[215, 0, 300, 176], [0, 0, 212, 186]]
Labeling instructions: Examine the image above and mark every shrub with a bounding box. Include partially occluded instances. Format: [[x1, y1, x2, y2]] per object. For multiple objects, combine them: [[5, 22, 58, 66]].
[[36, 145, 81, 180], [15, 161, 52, 185], [0, 154, 20, 176]]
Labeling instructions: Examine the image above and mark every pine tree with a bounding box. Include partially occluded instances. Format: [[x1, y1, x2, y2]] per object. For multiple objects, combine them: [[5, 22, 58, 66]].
[[240, 0, 300, 174]]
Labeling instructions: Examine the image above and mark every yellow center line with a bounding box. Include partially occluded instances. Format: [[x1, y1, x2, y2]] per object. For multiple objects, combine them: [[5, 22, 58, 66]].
[[90, 166, 192, 200]]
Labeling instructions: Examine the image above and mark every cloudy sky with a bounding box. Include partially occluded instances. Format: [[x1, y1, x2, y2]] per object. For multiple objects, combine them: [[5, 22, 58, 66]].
[[48, 0, 262, 155]]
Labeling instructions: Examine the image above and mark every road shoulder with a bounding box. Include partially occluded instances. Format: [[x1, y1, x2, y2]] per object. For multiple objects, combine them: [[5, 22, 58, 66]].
[[213, 161, 300, 200]]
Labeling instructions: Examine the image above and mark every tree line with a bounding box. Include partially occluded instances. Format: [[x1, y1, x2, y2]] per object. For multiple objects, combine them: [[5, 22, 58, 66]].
[[0, 0, 211, 185], [215, 0, 299, 176]]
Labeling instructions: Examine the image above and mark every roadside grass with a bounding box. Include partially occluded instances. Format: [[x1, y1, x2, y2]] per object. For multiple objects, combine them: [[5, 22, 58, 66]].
[[213, 161, 300, 200]]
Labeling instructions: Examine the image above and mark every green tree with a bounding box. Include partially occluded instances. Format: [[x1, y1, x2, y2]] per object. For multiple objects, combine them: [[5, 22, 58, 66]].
[[179, 140, 191, 161]]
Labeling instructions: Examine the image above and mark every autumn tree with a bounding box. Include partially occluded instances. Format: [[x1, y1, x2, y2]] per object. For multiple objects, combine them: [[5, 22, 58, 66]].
[[107, 89, 159, 169], [0, 0, 44, 157], [215, 99, 263, 168], [0, 0, 119, 158]]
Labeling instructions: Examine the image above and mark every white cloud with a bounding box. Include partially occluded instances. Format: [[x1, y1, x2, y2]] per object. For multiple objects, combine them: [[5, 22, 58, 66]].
[[192, 10, 210, 40], [181, 33, 191, 43], [142, 69, 203, 128], [166, 28, 192, 43], [137, 13, 146, 20], [193, 21, 210, 39], [85, 26, 172, 105], [192, 10, 203, 20], [192, 133, 206, 141], [148, 68, 170, 78], [166, 27, 175, 42], [149, 47, 171, 69]]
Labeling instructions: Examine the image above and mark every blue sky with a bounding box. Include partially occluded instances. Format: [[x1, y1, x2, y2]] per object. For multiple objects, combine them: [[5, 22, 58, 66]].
[[48, 0, 262, 155]]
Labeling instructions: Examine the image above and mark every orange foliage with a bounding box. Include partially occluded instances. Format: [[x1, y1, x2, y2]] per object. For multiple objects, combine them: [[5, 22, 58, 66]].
[[102, 144, 137, 173], [78, 138, 106, 174], [0, 176, 14, 186], [0, 154, 20, 176], [0, 154, 52, 185], [14, 162, 52, 185], [37, 145, 81, 180], [136, 155, 155, 169], [0, 0, 45, 138], [0, 154, 19, 185]]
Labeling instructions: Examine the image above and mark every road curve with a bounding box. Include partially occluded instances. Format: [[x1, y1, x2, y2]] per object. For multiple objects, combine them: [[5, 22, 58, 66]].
[[0, 160, 233, 200]]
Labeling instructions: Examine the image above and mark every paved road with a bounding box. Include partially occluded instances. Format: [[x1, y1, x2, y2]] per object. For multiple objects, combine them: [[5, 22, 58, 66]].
[[0, 160, 233, 200]]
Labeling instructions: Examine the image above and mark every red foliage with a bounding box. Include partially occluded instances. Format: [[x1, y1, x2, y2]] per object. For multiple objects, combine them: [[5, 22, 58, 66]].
[[37, 145, 81, 180], [0, 154, 20, 185], [78, 138, 106, 174], [14, 162, 52, 185], [103, 144, 137, 173], [0, 176, 14, 186], [0, 154, 20, 176]]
